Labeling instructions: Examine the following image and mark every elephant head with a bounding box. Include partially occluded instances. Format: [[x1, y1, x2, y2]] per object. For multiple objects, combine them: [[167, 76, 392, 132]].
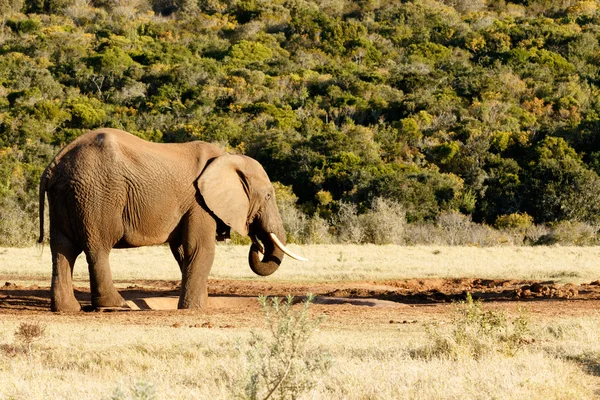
[[198, 154, 306, 276]]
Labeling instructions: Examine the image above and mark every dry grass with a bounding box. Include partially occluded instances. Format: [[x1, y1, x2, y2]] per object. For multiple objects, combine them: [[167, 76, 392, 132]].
[[2, 245, 600, 398], [2, 244, 600, 285], [0, 315, 598, 399]]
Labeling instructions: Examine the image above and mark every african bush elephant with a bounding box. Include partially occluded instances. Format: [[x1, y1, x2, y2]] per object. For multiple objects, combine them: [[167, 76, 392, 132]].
[[38, 128, 306, 312]]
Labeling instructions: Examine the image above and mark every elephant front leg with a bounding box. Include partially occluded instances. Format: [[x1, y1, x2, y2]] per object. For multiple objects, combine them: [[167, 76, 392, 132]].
[[178, 249, 214, 309], [86, 250, 126, 308], [177, 212, 216, 310], [51, 238, 82, 312]]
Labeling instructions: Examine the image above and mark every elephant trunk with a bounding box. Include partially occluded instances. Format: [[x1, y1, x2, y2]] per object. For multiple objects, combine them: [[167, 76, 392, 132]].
[[248, 232, 284, 277], [248, 231, 309, 276]]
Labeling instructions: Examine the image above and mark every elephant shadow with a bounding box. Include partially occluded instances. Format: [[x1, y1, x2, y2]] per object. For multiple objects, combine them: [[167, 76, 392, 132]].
[[0, 287, 53, 310]]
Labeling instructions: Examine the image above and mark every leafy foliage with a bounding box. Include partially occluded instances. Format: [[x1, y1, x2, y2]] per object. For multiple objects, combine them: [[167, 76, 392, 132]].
[[4, 0, 600, 244]]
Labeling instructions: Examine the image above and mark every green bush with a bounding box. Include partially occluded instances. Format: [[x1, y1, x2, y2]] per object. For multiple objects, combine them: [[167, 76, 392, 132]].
[[68, 98, 108, 128], [414, 294, 531, 360], [235, 294, 331, 400], [7, 16, 41, 33], [227, 40, 274, 67], [535, 221, 599, 246], [524, 137, 600, 223], [494, 213, 534, 231]]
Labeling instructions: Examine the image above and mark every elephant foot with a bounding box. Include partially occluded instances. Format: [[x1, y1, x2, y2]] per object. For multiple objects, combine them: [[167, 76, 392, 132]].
[[92, 292, 126, 309], [51, 296, 82, 312], [178, 295, 207, 310]]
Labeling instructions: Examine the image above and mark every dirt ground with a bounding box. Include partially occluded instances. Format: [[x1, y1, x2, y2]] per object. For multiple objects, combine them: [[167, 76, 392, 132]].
[[2, 277, 600, 328]]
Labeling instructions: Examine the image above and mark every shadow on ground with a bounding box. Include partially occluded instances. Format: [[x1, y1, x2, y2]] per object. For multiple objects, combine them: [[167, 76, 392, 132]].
[[1, 278, 600, 312]]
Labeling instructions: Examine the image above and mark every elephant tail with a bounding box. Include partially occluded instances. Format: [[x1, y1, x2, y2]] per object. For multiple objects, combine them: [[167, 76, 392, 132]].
[[38, 168, 48, 244]]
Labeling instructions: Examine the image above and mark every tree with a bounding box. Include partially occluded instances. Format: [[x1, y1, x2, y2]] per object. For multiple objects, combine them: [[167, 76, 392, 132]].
[[523, 137, 600, 223]]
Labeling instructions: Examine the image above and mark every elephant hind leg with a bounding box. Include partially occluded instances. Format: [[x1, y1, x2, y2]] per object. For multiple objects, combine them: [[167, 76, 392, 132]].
[[85, 249, 126, 308], [51, 234, 82, 312]]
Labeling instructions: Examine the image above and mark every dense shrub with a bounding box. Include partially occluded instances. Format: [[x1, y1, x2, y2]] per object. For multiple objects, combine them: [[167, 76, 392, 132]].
[[274, 182, 305, 244], [494, 213, 535, 231], [301, 215, 332, 245], [535, 221, 599, 246], [2, 1, 600, 246], [0, 196, 39, 246], [403, 212, 503, 246]]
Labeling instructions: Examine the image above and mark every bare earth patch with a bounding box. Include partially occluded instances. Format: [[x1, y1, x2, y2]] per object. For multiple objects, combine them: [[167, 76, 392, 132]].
[[2, 278, 600, 327]]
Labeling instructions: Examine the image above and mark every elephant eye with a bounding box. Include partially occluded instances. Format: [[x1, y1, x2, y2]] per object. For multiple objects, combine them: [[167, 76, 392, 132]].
[[265, 193, 272, 201]]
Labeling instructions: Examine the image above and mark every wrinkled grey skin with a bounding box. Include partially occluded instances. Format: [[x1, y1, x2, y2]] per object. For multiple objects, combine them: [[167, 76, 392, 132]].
[[39, 128, 286, 312]]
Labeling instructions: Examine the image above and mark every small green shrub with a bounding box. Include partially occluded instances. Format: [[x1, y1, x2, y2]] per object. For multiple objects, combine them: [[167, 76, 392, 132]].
[[414, 293, 531, 360], [491, 213, 538, 245], [495, 213, 534, 231], [235, 294, 331, 400], [110, 380, 157, 400], [229, 231, 252, 245]]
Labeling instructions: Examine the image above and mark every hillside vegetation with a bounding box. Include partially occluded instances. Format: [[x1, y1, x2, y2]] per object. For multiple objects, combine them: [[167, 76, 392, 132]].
[[2, 0, 600, 245]]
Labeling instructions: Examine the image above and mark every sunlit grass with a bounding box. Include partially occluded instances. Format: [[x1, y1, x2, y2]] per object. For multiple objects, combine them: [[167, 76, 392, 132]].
[[2, 244, 600, 286], [0, 314, 598, 399]]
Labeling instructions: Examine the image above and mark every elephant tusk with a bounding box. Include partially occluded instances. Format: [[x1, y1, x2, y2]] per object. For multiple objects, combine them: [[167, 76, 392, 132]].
[[269, 233, 309, 262], [251, 235, 264, 255]]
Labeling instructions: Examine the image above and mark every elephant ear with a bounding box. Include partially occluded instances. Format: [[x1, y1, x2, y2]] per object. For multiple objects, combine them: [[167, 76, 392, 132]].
[[198, 155, 250, 236]]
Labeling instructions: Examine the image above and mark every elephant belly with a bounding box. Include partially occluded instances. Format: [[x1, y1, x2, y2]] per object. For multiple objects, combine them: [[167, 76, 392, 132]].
[[115, 230, 170, 248], [118, 193, 183, 247], [116, 218, 178, 248]]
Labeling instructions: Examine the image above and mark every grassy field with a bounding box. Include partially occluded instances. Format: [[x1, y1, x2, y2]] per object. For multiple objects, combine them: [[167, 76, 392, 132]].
[[2, 245, 600, 399], [2, 244, 600, 285], [1, 310, 600, 399]]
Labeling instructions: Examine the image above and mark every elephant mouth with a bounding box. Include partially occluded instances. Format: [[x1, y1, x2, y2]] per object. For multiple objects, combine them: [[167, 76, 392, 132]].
[[250, 234, 265, 254], [250, 233, 308, 262]]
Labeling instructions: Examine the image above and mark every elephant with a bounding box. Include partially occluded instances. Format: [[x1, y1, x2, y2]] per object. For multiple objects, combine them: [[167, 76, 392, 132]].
[[38, 128, 306, 312]]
